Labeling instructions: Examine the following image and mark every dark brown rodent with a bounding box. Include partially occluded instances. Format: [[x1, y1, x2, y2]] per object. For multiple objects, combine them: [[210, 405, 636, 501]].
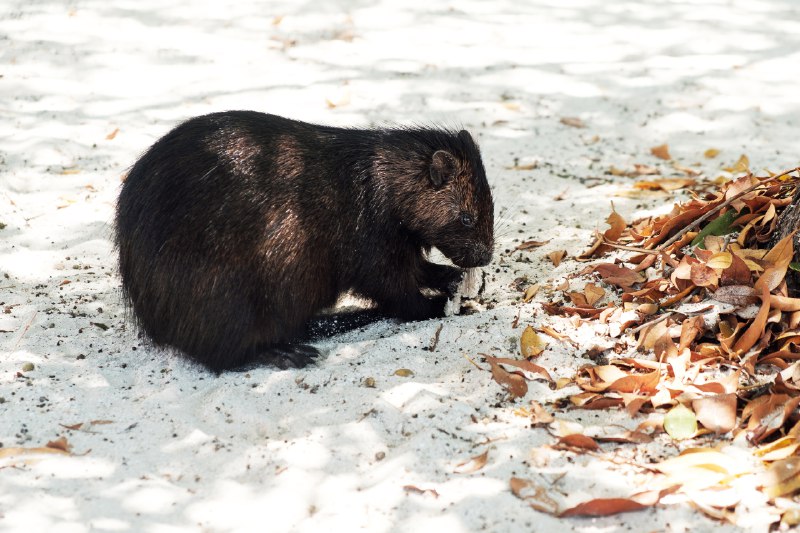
[[115, 111, 494, 372]]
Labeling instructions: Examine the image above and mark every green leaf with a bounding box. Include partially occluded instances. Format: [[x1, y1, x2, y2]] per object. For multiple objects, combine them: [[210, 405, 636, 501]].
[[691, 210, 738, 248], [789, 262, 800, 272], [664, 404, 698, 441]]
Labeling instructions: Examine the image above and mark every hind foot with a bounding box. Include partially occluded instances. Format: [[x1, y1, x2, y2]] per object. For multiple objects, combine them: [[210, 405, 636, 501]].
[[252, 343, 321, 370]]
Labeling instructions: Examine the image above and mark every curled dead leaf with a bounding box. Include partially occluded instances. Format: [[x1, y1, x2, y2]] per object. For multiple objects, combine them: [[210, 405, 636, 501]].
[[549, 250, 567, 267], [510, 477, 561, 515], [454, 450, 489, 474]]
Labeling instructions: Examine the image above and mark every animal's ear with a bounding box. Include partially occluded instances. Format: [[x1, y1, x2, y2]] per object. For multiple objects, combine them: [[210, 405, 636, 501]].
[[430, 150, 457, 188], [458, 130, 475, 147]]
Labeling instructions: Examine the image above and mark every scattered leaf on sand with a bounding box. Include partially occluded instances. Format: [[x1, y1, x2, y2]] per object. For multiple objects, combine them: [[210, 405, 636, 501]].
[[560, 117, 586, 128], [454, 450, 489, 474], [403, 485, 440, 498], [394, 368, 414, 377], [560, 497, 648, 517], [554, 434, 600, 452], [523, 284, 540, 302], [549, 250, 567, 266], [0, 446, 70, 459], [530, 400, 555, 424], [105, 128, 119, 140], [516, 240, 550, 250], [521, 325, 547, 358], [634, 178, 696, 192], [485, 357, 528, 399], [723, 154, 750, 174], [651, 144, 672, 160], [704, 148, 720, 158], [510, 477, 561, 515], [46, 437, 71, 452], [507, 162, 538, 171]]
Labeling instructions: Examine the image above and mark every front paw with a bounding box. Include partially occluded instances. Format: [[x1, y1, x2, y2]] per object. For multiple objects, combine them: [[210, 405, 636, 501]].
[[428, 265, 464, 297], [444, 270, 466, 297]]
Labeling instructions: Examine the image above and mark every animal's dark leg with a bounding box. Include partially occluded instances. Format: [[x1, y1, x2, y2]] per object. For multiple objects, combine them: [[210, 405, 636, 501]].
[[419, 262, 464, 296], [375, 285, 447, 321], [244, 343, 321, 370], [304, 308, 387, 341]]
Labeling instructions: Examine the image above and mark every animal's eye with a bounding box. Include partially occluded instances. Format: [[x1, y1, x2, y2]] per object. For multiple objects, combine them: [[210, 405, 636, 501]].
[[460, 212, 475, 228]]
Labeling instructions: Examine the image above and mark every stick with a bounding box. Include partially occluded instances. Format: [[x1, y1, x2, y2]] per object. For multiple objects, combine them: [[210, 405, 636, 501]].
[[656, 167, 800, 251]]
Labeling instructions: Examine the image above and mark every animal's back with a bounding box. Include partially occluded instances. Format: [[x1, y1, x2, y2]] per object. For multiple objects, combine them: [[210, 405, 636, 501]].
[[115, 112, 343, 370]]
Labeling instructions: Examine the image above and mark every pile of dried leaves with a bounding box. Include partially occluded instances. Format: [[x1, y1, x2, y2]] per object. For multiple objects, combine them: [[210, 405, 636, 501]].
[[501, 165, 800, 525]]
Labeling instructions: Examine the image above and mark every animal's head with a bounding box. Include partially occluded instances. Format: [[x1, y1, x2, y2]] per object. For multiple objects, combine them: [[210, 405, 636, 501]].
[[402, 129, 494, 268]]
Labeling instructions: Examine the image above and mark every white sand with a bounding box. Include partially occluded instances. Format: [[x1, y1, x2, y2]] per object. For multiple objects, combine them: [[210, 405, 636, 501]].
[[2, 1, 799, 531]]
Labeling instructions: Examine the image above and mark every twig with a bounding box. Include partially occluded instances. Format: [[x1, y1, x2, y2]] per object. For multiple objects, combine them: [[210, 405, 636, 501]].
[[601, 242, 660, 255], [429, 323, 443, 352], [629, 312, 673, 334], [656, 167, 800, 251], [12, 311, 37, 351]]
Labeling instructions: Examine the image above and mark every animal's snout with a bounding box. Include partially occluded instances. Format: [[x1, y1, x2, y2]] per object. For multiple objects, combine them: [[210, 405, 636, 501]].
[[453, 244, 493, 268]]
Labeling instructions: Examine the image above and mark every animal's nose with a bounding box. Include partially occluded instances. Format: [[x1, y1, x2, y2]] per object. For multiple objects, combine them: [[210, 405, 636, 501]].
[[468, 244, 492, 267], [476, 246, 492, 266]]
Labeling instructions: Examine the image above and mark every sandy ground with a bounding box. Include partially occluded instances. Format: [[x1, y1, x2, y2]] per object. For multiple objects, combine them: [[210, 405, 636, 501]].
[[2, 1, 800, 531]]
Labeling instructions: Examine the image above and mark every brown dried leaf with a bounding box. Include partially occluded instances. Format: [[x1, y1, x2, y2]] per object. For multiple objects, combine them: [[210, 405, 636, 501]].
[[454, 450, 489, 474], [634, 178, 695, 191], [723, 154, 749, 174], [555, 434, 600, 452], [650, 144, 672, 160], [720, 252, 753, 285], [755, 231, 795, 292], [560, 498, 648, 517], [567, 291, 590, 308], [403, 485, 440, 498], [763, 458, 800, 498], [105, 128, 119, 140], [530, 401, 555, 424], [732, 285, 770, 354], [549, 250, 567, 267], [771, 295, 800, 312], [690, 262, 719, 287], [0, 446, 71, 459], [560, 117, 586, 128], [604, 210, 626, 241], [46, 437, 71, 452], [521, 325, 547, 358], [692, 393, 737, 433], [516, 240, 550, 250], [607, 369, 661, 395], [485, 354, 553, 382], [594, 263, 644, 289], [679, 316, 705, 352], [523, 284, 540, 303], [584, 283, 605, 306], [510, 477, 561, 515], [704, 148, 720, 158], [713, 285, 758, 307], [486, 358, 527, 398], [507, 162, 537, 170]]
